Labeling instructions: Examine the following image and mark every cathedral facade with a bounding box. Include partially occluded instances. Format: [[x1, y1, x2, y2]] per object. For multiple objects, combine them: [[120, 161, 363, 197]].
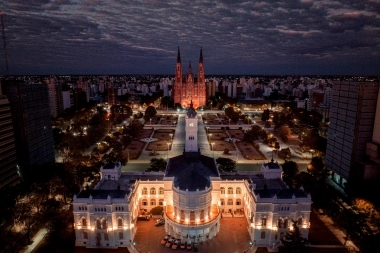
[[173, 47, 206, 109]]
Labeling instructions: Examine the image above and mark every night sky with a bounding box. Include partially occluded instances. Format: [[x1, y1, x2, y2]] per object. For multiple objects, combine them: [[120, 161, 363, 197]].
[[1, 0, 380, 76]]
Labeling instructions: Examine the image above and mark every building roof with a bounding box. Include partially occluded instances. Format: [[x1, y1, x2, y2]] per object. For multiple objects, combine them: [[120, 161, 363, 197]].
[[166, 152, 219, 191], [254, 188, 308, 199], [103, 162, 119, 169], [76, 189, 128, 199], [264, 160, 281, 169]]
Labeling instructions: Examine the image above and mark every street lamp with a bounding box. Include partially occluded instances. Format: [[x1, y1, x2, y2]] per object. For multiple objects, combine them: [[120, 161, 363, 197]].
[[150, 118, 152, 125], [211, 142, 215, 158], [244, 241, 253, 253], [206, 126, 209, 134], [167, 142, 170, 160], [208, 133, 212, 141], [169, 133, 173, 141]]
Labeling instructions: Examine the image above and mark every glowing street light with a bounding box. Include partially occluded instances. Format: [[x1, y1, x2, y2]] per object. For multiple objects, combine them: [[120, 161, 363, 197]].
[[169, 133, 173, 141], [208, 133, 212, 141]]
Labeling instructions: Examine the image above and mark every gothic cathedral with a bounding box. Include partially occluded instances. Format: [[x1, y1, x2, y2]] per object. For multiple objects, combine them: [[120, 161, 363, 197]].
[[173, 47, 206, 109]]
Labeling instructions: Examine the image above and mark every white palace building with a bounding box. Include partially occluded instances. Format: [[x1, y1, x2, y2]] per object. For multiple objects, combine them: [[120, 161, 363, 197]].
[[73, 102, 312, 249]]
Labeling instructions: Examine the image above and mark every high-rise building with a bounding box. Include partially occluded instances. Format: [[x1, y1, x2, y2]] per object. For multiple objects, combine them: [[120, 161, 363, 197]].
[[2, 83, 55, 173], [0, 95, 19, 188], [45, 78, 64, 118], [173, 47, 206, 108], [326, 81, 380, 187]]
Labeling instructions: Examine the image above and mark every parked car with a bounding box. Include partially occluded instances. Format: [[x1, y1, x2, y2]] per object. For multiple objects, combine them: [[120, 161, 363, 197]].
[[186, 242, 192, 250], [160, 235, 170, 245], [171, 239, 181, 249], [165, 237, 175, 247], [180, 241, 186, 249], [155, 219, 165, 226], [137, 215, 150, 221]]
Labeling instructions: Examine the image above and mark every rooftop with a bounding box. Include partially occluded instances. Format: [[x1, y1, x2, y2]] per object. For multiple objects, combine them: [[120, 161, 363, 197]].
[[166, 152, 219, 191]]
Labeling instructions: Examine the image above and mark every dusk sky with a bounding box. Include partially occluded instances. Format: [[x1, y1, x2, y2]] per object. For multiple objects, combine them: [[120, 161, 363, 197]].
[[1, 0, 380, 76]]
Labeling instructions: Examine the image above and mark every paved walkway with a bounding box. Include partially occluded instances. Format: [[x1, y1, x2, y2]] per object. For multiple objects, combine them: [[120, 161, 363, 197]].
[[22, 228, 46, 253], [316, 213, 360, 252]]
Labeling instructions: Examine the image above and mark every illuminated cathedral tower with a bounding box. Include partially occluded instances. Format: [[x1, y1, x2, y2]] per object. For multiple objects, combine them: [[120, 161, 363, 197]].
[[173, 47, 206, 108]]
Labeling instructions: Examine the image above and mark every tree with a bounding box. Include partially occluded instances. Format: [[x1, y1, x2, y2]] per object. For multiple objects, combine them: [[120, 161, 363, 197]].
[[215, 157, 236, 173], [223, 148, 230, 155], [276, 125, 291, 143], [308, 157, 329, 180], [278, 220, 310, 253], [278, 147, 291, 161], [144, 105, 157, 121], [150, 206, 164, 215], [244, 125, 267, 143], [282, 161, 299, 188], [148, 158, 167, 172], [261, 109, 270, 121], [225, 107, 235, 118]]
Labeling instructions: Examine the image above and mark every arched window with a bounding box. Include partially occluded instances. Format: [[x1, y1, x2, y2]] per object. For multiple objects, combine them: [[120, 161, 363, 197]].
[[159, 199, 164, 206], [180, 210, 185, 220], [200, 210, 205, 220], [236, 199, 241, 205], [278, 218, 283, 228], [236, 187, 241, 194], [227, 199, 233, 205], [297, 217, 303, 226], [190, 211, 195, 221], [159, 187, 164, 194], [261, 231, 266, 239], [220, 199, 225, 205], [96, 219, 101, 229], [142, 199, 148, 206], [284, 218, 289, 228], [82, 217, 87, 227], [79, 206, 82, 211], [261, 217, 267, 226], [150, 187, 156, 194], [220, 187, 225, 194], [142, 187, 148, 195], [119, 232, 124, 240], [117, 218, 123, 227], [101, 218, 107, 229], [228, 187, 233, 194], [151, 199, 156, 206], [83, 231, 88, 239]]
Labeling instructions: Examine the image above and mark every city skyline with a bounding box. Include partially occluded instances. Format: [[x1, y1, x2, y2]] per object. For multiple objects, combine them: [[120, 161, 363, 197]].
[[1, 1, 380, 76]]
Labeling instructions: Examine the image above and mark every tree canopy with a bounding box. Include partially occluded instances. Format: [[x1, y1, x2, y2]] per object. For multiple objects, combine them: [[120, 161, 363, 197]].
[[278, 220, 310, 253], [215, 157, 236, 173], [144, 105, 157, 121], [148, 158, 167, 172]]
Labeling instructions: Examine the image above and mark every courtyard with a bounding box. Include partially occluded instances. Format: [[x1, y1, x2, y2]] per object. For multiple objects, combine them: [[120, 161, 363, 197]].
[[133, 217, 252, 253]]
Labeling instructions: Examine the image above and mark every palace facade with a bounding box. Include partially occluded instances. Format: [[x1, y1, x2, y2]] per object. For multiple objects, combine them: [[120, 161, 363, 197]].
[[172, 47, 206, 109], [73, 104, 311, 249]]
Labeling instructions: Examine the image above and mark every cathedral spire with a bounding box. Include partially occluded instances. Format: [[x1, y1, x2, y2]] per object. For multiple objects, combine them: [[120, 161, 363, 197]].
[[199, 47, 203, 63], [177, 46, 181, 63]]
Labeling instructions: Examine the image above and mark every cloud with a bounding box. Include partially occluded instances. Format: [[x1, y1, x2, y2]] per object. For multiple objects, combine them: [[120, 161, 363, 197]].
[[1, 0, 380, 75]]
